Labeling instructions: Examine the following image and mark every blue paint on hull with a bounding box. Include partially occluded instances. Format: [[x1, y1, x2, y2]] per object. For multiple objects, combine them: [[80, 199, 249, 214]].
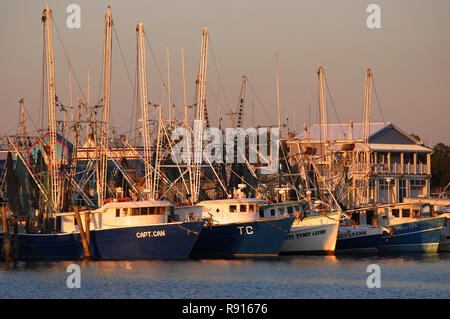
[[335, 232, 382, 254], [1, 221, 205, 260], [379, 217, 445, 253], [190, 217, 294, 258], [91, 221, 205, 260], [15, 233, 84, 260]]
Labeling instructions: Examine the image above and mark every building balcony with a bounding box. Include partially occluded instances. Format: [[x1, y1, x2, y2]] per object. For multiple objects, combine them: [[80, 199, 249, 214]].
[[349, 163, 429, 176]]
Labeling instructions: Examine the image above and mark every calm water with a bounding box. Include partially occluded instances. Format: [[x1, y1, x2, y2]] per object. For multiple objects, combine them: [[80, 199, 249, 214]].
[[1, 254, 449, 299]]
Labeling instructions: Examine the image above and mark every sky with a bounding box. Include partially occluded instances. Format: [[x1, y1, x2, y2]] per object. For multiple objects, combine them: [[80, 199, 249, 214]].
[[1, 0, 449, 146]]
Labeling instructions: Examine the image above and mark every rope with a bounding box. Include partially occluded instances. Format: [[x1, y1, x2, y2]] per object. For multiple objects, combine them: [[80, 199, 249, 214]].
[[246, 78, 275, 126], [263, 218, 291, 233], [167, 215, 200, 235], [324, 74, 346, 138], [207, 34, 233, 115], [52, 15, 87, 103], [371, 74, 386, 123]]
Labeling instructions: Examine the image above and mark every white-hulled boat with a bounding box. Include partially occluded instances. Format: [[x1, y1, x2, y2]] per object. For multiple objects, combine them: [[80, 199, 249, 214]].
[[259, 201, 340, 255]]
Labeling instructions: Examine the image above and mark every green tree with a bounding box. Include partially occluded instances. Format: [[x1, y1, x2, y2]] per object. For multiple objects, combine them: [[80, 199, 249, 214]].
[[431, 143, 450, 192]]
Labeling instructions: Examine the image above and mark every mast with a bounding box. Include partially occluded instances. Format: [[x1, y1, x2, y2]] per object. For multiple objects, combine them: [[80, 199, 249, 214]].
[[167, 46, 172, 125], [362, 68, 373, 146], [234, 74, 247, 129], [181, 46, 188, 125], [42, 6, 61, 212], [18, 98, 26, 136], [136, 22, 153, 200], [362, 68, 373, 204], [317, 66, 327, 143], [192, 27, 208, 202], [276, 54, 281, 132], [96, 7, 113, 207]]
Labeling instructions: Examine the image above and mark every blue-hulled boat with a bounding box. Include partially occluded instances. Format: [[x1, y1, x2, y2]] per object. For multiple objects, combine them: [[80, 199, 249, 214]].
[[3, 199, 204, 260], [379, 216, 445, 253], [343, 202, 446, 253], [175, 198, 294, 258], [335, 225, 383, 254]]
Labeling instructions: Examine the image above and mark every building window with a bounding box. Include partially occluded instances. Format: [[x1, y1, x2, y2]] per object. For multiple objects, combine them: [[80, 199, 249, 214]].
[[411, 179, 425, 188]]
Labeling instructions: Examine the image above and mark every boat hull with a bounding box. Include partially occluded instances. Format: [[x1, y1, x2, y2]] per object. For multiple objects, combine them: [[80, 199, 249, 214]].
[[335, 226, 383, 254], [379, 217, 445, 253], [190, 217, 294, 258], [438, 215, 450, 252], [91, 221, 205, 260], [279, 212, 340, 255], [1, 221, 205, 260], [9, 232, 85, 261]]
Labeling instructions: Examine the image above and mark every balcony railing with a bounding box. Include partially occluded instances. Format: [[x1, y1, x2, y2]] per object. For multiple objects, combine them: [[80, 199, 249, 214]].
[[349, 163, 429, 175]]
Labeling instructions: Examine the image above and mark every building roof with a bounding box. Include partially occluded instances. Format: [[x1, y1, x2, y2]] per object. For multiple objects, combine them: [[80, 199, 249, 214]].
[[295, 122, 392, 141], [366, 143, 432, 153]]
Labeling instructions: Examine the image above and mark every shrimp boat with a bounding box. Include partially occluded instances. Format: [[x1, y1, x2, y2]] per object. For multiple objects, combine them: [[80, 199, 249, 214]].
[[175, 198, 294, 258], [259, 201, 340, 255], [335, 218, 384, 254], [346, 203, 445, 253], [6, 199, 204, 260]]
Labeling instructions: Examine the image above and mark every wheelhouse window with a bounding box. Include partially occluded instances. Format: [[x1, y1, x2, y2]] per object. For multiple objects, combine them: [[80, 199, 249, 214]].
[[240, 205, 247, 213], [116, 209, 120, 217], [392, 209, 400, 218], [259, 208, 264, 218], [270, 209, 275, 216], [230, 205, 237, 213], [402, 209, 410, 218], [130, 206, 166, 216], [287, 206, 293, 215], [249, 204, 255, 213]]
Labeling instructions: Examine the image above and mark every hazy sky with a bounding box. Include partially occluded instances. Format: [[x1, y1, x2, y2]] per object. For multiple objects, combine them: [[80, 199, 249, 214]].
[[1, 0, 449, 146]]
